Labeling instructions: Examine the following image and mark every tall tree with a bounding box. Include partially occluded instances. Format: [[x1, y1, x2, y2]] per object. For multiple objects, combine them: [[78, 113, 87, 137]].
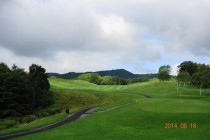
[[178, 61, 197, 76], [29, 64, 51, 108], [7, 66, 35, 115], [0, 63, 53, 118], [192, 64, 210, 95], [157, 65, 171, 81], [177, 71, 191, 87]]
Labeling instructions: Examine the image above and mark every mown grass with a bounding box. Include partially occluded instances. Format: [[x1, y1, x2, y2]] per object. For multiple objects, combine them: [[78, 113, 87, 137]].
[[0, 113, 67, 136], [6, 77, 210, 139], [0, 77, 118, 136]]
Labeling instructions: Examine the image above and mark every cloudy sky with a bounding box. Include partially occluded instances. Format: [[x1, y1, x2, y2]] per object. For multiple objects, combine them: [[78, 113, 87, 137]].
[[0, 0, 210, 75]]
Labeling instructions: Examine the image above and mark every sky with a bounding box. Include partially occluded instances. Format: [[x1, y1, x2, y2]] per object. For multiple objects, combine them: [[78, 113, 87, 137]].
[[0, 0, 210, 75]]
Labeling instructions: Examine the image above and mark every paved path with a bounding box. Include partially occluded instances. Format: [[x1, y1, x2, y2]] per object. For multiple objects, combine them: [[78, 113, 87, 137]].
[[0, 107, 97, 140]]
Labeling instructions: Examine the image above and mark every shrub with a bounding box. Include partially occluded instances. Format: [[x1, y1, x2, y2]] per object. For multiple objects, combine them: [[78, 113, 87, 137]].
[[46, 107, 61, 115], [0, 125, 7, 130], [0, 119, 16, 129], [35, 110, 50, 118], [21, 115, 37, 123], [128, 77, 149, 84]]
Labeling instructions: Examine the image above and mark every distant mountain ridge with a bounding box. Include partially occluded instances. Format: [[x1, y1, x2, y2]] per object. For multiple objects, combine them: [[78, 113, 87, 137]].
[[47, 69, 157, 79]]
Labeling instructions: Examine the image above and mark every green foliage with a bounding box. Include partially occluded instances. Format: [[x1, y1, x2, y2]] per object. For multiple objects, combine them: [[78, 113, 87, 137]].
[[157, 65, 171, 81], [78, 73, 128, 85], [78, 73, 101, 84], [128, 77, 149, 84], [100, 76, 114, 85], [177, 71, 191, 86], [113, 76, 128, 85], [177, 61, 210, 90], [0, 119, 16, 130], [21, 115, 37, 124], [178, 61, 197, 76], [192, 66, 210, 89], [138, 73, 157, 79], [177, 61, 210, 95], [0, 62, 54, 119]]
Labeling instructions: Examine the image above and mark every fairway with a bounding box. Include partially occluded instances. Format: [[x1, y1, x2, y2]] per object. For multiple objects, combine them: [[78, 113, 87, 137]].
[[13, 78, 210, 139]]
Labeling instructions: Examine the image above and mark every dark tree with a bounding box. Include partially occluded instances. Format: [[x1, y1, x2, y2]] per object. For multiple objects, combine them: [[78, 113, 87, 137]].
[[29, 64, 51, 108], [0, 63, 54, 118], [191, 64, 210, 95], [178, 61, 197, 76], [157, 65, 171, 81]]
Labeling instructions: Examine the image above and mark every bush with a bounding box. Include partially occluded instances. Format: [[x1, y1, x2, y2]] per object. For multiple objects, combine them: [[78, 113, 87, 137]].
[[46, 107, 61, 115], [78, 73, 101, 84], [0, 110, 21, 118], [0, 124, 7, 130], [0, 119, 16, 129], [21, 115, 37, 123], [35, 110, 50, 118], [100, 76, 114, 85], [128, 77, 149, 84]]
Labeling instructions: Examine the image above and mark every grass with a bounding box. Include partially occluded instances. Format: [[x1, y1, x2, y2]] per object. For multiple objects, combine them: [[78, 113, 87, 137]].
[[3, 77, 210, 139], [0, 77, 118, 136], [0, 113, 67, 136]]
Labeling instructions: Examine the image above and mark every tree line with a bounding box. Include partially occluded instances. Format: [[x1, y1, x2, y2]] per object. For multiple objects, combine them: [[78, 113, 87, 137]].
[[78, 73, 149, 85], [157, 61, 210, 95], [177, 61, 210, 95], [0, 63, 54, 118]]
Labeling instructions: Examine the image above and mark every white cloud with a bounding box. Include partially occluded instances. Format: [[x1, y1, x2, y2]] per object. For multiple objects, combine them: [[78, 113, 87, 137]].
[[0, 0, 210, 74], [171, 64, 179, 76]]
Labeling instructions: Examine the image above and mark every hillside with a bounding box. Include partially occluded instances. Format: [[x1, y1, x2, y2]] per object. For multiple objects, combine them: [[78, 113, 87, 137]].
[[47, 69, 157, 79]]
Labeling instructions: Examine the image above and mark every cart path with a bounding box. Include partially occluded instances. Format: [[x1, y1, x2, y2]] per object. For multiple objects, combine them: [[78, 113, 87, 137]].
[[0, 107, 98, 140]]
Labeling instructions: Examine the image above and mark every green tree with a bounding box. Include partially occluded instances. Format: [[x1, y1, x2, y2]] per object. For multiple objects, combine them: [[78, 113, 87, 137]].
[[157, 65, 171, 81], [177, 71, 191, 87], [29, 64, 52, 108], [100, 76, 114, 85], [192, 64, 210, 95], [128, 77, 149, 84], [0, 63, 13, 117], [78, 73, 101, 84], [0, 63, 53, 118], [178, 61, 197, 76], [7, 66, 35, 115]]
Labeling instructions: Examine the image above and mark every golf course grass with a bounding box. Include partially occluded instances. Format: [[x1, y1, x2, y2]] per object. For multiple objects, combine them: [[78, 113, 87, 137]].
[[5, 77, 210, 139]]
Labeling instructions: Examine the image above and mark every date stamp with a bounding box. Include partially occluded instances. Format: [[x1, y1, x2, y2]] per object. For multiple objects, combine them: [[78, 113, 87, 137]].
[[164, 123, 197, 129]]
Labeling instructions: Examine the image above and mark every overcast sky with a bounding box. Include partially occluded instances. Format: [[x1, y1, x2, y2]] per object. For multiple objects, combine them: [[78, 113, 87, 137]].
[[0, 0, 210, 75]]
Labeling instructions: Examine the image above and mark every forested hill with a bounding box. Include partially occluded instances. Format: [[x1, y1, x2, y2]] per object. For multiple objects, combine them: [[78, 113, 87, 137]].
[[47, 69, 157, 79]]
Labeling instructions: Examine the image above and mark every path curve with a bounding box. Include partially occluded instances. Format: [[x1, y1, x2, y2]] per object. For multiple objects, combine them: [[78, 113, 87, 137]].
[[0, 107, 97, 140]]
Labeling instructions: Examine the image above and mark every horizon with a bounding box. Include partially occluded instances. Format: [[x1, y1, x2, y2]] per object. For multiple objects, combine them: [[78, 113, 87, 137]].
[[1, 0, 210, 75], [47, 68, 169, 75]]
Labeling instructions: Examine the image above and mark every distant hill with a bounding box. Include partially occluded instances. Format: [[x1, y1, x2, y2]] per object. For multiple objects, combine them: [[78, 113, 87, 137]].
[[47, 69, 157, 79]]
